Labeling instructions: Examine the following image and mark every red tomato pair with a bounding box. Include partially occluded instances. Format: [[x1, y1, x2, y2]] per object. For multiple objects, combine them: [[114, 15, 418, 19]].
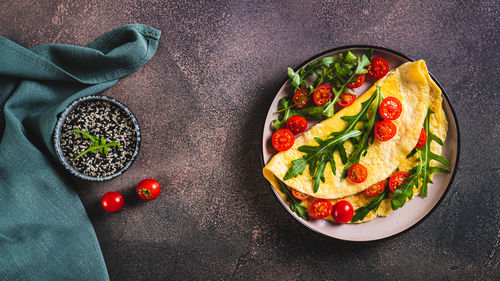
[[374, 96, 403, 142], [101, 179, 161, 212], [272, 116, 308, 152], [310, 199, 354, 223], [293, 85, 336, 108]]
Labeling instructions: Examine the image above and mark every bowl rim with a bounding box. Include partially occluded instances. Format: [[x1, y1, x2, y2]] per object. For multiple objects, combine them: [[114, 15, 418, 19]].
[[53, 95, 141, 182]]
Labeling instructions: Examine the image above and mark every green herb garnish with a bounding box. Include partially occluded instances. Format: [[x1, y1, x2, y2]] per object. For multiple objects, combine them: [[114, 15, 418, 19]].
[[391, 109, 450, 209], [277, 178, 309, 220], [283, 87, 382, 192], [351, 186, 390, 223], [71, 129, 121, 162], [273, 50, 372, 129]]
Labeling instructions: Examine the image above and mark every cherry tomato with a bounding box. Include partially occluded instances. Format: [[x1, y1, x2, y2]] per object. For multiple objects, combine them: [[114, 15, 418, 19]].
[[389, 171, 410, 192], [271, 129, 294, 151], [415, 128, 427, 149], [375, 120, 397, 141], [285, 115, 308, 135], [367, 57, 389, 80], [337, 91, 356, 107], [309, 199, 332, 219], [136, 179, 161, 200], [365, 180, 387, 197], [332, 200, 354, 223], [101, 191, 124, 213], [291, 189, 309, 200], [292, 89, 312, 109], [379, 97, 402, 120], [348, 164, 368, 183], [347, 73, 365, 89], [313, 84, 334, 106]]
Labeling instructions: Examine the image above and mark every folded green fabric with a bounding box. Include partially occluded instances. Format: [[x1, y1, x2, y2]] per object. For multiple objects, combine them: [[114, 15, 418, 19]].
[[0, 24, 160, 280]]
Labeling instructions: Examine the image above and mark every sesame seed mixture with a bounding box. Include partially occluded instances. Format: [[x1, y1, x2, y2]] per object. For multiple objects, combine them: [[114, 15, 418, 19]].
[[60, 100, 137, 178]]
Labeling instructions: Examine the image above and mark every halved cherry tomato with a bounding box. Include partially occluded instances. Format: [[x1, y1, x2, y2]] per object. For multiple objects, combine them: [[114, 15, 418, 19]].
[[379, 97, 402, 120], [332, 200, 354, 223], [271, 129, 294, 151], [347, 73, 365, 89], [415, 128, 427, 149], [389, 171, 410, 192], [292, 89, 312, 109], [337, 92, 356, 107], [367, 57, 389, 80], [285, 115, 308, 135], [291, 189, 309, 200], [313, 84, 334, 106], [348, 164, 368, 183], [310, 199, 332, 219], [375, 120, 397, 141], [365, 180, 387, 197]]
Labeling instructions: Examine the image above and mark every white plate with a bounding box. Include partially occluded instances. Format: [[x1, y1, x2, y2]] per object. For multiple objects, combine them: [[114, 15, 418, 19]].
[[261, 46, 459, 241]]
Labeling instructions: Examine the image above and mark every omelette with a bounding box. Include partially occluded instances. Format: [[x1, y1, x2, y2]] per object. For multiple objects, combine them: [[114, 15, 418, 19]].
[[263, 60, 448, 223]]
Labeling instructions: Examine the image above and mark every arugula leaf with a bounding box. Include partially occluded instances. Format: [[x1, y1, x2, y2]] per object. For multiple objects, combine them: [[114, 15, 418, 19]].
[[283, 88, 380, 192], [391, 109, 450, 209], [340, 87, 382, 180], [277, 178, 309, 220], [351, 187, 390, 222], [71, 130, 121, 162], [272, 97, 293, 130], [419, 109, 450, 196]]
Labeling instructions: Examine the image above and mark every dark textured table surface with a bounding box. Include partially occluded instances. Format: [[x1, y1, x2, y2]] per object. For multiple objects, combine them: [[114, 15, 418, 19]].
[[1, 0, 499, 280]]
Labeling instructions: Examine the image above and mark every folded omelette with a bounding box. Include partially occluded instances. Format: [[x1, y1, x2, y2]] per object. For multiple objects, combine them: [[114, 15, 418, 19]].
[[263, 60, 448, 222]]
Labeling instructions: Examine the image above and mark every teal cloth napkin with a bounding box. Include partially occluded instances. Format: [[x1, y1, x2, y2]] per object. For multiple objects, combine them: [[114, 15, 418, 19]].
[[0, 24, 160, 280]]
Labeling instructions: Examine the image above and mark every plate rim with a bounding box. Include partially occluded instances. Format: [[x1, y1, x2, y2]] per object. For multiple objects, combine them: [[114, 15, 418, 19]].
[[259, 44, 461, 242]]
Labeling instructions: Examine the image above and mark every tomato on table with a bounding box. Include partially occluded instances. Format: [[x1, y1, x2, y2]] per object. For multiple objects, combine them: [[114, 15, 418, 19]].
[[309, 199, 332, 219], [291, 189, 309, 200], [136, 179, 161, 200], [415, 128, 427, 149], [365, 180, 387, 197], [271, 129, 294, 151], [292, 89, 312, 109], [375, 120, 397, 141], [379, 97, 402, 120], [389, 171, 410, 192], [337, 91, 356, 107], [285, 115, 308, 135], [101, 191, 124, 213], [348, 164, 368, 183], [347, 73, 365, 89], [366, 57, 389, 80], [313, 84, 334, 106], [332, 200, 354, 223]]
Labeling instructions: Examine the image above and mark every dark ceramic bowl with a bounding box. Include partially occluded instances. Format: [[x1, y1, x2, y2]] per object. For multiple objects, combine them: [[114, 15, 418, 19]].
[[53, 95, 141, 181]]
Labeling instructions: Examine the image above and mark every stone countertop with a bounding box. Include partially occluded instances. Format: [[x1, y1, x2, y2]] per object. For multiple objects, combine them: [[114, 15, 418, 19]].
[[1, 0, 498, 280]]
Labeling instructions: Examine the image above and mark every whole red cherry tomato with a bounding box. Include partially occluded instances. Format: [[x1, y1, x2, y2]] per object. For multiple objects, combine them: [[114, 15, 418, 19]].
[[332, 200, 354, 223], [101, 191, 124, 213], [136, 179, 161, 200]]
